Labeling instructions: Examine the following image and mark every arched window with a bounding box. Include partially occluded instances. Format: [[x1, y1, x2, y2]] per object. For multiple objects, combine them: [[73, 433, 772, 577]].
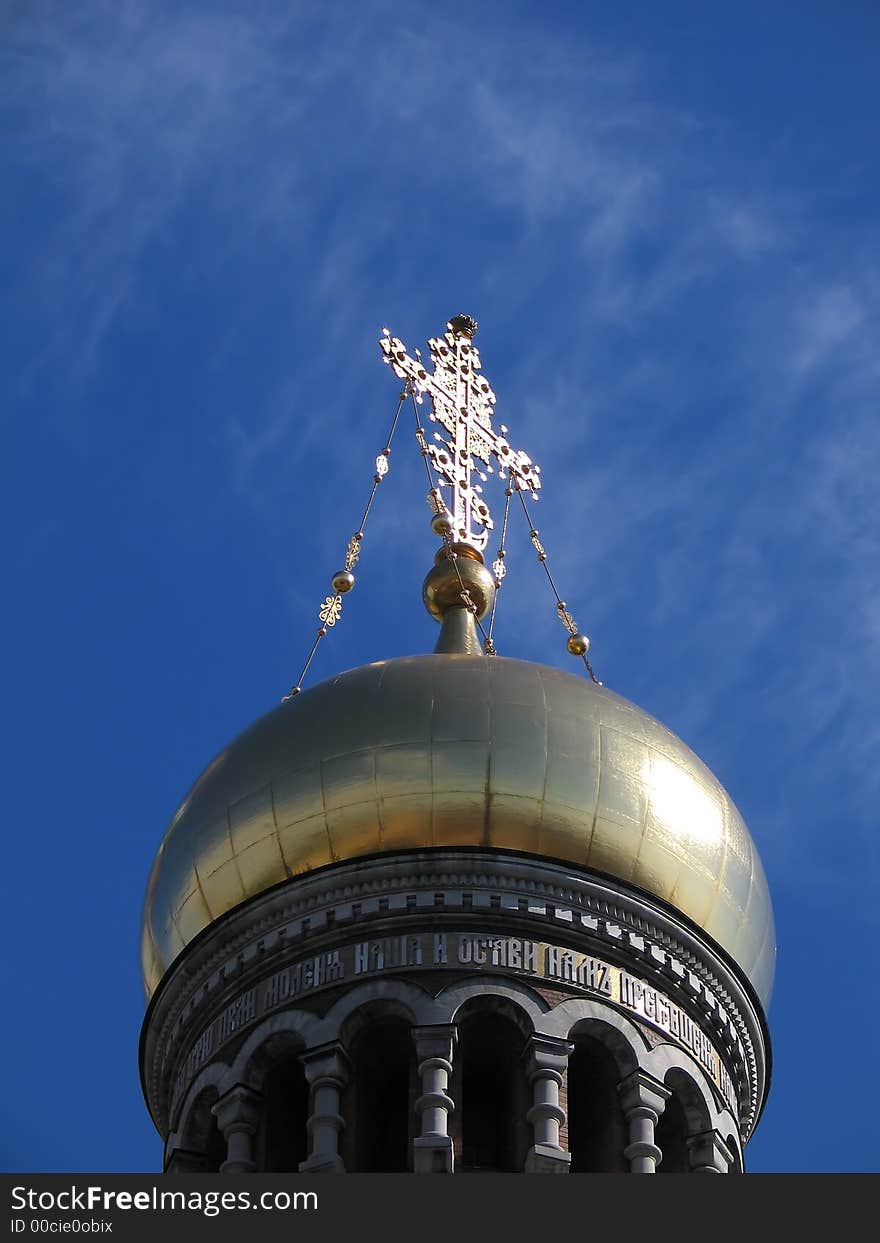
[[661, 1067, 715, 1173], [457, 1009, 528, 1173], [655, 1091, 689, 1173], [261, 1057, 310, 1172], [725, 1132, 743, 1173], [567, 1034, 628, 1172], [240, 1032, 309, 1172], [348, 1017, 414, 1172], [169, 1086, 226, 1173]]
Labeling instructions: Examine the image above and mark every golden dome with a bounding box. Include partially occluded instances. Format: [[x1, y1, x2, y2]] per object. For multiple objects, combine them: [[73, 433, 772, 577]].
[[141, 655, 776, 1007]]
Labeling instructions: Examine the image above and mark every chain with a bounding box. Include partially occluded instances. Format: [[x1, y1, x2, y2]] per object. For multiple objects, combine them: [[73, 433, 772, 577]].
[[282, 390, 407, 700], [513, 485, 601, 684], [483, 486, 512, 654]]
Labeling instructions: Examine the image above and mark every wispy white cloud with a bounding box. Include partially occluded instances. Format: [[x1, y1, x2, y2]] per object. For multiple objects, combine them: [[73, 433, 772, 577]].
[[792, 283, 867, 376], [5, 1, 878, 895]]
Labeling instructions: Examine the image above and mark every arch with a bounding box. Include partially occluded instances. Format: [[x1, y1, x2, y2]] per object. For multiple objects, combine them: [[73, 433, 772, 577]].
[[654, 1090, 689, 1173], [338, 995, 421, 1049], [236, 1028, 306, 1093], [566, 1029, 629, 1173], [642, 1043, 729, 1134], [724, 1129, 743, 1174], [170, 1080, 226, 1173], [342, 1004, 416, 1173], [454, 994, 532, 1173], [543, 996, 653, 1064], [662, 1065, 714, 1140], [221, 1009, 322, 1174], [650, 1059, 730, 1174], [566, 1013, 642, 1081], [171, 1060, 229, 1141], [319, 978, 429, 1040], [241, 1031, 309, 1173], [227, 1008, 323, 1087], [438, 975, 547, 1031]]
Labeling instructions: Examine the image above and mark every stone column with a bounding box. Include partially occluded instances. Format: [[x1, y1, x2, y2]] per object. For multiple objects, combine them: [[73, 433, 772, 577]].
[[211, 1085, 264, 1174], [687, 1129, 735, 1173], [412, 1025, 457, 1174], [299, 1042, 350, 1173], [618, 1070, 670, 1174], [524, 1035, 572, 1173]]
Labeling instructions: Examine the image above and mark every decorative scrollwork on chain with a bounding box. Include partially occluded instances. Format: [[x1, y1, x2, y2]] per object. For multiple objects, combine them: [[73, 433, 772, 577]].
[[556, 603, 578, 633], [281, 387, 409, 701], [344, 535, 361, 572], [318, 595, 343, 628], [427, 489, 446, 516]]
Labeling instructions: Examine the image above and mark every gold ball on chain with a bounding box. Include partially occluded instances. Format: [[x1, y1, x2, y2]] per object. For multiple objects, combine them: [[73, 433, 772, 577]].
[[332, 570, 356, 594], [567, 633, 590, 657], [431, 511, 453, 536]]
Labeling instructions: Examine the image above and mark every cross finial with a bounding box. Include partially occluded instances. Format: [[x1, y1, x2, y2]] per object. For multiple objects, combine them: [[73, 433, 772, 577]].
[[380, 316, 541, 554], [448, 312, 478, 339]]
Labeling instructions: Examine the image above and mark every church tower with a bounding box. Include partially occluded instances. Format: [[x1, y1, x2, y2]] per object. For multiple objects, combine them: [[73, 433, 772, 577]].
[[139, 317, 774, 1174]]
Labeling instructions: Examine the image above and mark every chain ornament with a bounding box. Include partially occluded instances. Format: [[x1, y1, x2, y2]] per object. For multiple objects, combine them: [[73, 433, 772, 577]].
[[529, 529, 547, 560], [344, 535, 362, 572], [282, 389, 407, 701], [556, 603, 578, 633], [484, 485, 513, 653], [513, 485, 601, 684], [427, 489, 446, 516], [318, 595, 343, 628]]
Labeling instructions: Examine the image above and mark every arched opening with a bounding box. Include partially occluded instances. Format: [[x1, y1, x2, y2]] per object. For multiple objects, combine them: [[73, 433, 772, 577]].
[[567, 1034, 628, 1172], [240, 1031, 309, 1172], [261, 1056, 310, 1172], [655, 1091, 689, 1173], [348, 1017, 414, 1172], [203, 1114, 226, 1172], [457, 1008, 528, 1173], [170, 1086, 226, 1173], [661, 1067, 716, 1174]]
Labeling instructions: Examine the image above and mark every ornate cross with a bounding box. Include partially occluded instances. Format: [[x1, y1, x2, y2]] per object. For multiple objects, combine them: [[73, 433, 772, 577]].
[[380, 314, 541, 552]]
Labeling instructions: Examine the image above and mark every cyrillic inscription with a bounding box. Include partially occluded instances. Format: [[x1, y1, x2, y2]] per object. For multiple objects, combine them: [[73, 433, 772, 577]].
[[172, 931, 737, 1115]]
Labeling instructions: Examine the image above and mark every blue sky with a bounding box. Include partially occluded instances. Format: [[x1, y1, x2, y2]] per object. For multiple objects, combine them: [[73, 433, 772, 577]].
[[2, 0, 878, 1173]]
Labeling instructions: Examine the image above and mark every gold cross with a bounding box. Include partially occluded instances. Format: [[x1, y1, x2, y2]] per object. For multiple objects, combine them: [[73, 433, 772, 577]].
[[380, 316, 541, 552]]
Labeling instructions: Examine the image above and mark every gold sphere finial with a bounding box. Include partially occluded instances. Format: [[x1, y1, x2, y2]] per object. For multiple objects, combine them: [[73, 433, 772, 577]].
[[423, 544, 496, 624]]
